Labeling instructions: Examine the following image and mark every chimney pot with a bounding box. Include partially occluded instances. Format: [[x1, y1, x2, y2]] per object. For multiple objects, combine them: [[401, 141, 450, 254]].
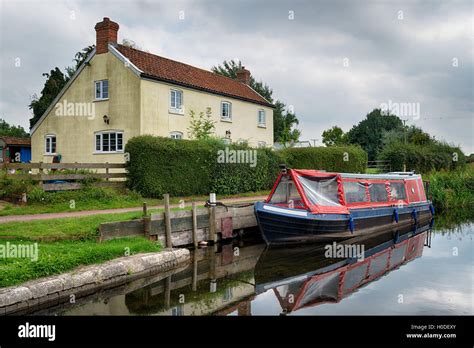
[[95, 17, 119, 54], [236, 67, 251, 85]]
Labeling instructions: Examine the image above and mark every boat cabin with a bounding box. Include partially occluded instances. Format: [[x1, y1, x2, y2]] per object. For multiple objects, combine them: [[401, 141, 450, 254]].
[[266, 169, 427, 215]]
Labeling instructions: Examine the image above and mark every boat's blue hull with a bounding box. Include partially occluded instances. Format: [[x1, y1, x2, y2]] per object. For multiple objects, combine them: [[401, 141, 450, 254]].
[[254, 201, 434, 245]]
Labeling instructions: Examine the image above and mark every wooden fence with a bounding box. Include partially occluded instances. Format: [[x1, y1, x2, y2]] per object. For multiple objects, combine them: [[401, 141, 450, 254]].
[[0, 162, 127, 191], [367, 160, 391, 172]]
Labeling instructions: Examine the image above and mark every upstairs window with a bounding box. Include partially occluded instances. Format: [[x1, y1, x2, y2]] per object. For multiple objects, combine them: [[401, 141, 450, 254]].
[[258, 109, 266, 126], [95, 131, 123, 153], [221, 101, 232, 120], [170, 89, 183, 110], [170, 131, 183, 140], [95, 80, 109, 100], [45, 135, 56, 154]]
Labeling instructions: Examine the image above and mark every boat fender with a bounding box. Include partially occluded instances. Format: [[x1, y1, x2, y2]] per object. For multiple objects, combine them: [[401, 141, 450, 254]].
[[393, 208, 399, 223], [393, 230, 400, 243], [429, 203, 435, 216], [412, 209, 418, 225], [429, 217, 435, 229], [349, 215, 355, 234]]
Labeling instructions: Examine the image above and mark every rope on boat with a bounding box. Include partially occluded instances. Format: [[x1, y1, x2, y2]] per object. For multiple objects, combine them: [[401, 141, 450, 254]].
[[204, 200, 256, 211]]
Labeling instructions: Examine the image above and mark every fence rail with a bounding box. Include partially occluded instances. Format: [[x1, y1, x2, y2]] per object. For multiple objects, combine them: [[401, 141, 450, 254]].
[[1, 162, 127, 191], [367, 160, 391, 172]]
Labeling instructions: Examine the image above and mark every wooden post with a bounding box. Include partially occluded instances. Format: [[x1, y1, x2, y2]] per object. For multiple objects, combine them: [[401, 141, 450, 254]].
[[192, 202, 198, 248], [164, 276, 171, 309], [143, 202, 148, 216], [192, 250, 198, 291], [38, 162, 43, 189], [208, 193, 216, 243], [164, 194, 172, 248], [105, 162, 109, 181]]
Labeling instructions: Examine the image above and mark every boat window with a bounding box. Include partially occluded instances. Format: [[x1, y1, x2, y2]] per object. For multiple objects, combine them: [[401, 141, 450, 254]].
[[368, 183, 388, 202], [343, 181, 368, 204], [389, 182, 407, 200], [268, 176, 304, 207], [298, 176, 341, 206]]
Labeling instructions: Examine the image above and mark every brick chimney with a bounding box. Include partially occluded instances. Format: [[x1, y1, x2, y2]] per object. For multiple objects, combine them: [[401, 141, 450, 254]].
[[95, 17, 119, 54], [236, 67, 251, 85]]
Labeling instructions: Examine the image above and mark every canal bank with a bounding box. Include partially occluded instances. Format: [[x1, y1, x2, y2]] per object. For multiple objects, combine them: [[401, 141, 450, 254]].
[[0, 248, 190, 315]]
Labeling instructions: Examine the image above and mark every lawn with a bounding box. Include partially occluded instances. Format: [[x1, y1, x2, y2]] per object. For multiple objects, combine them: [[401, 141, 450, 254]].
[[0, 237, 162, 287]]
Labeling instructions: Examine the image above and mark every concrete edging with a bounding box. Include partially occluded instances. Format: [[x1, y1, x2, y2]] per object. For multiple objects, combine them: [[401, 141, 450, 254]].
[[0, 248, 190, 315]]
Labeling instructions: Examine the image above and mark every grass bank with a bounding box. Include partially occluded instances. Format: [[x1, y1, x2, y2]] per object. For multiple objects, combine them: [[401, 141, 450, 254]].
[[0, 237, 161, 288], [0, 187, 269, 216], [427, 165, 474, 212]]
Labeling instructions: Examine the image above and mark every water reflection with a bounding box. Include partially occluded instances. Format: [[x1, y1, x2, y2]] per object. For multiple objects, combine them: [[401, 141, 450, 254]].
[[29, 219, 472, 316]]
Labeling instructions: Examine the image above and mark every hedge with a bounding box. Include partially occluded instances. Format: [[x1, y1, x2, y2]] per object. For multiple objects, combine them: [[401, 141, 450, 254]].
[[378, 141, 466, 173], [125, 136, 280, 198], [280, 146, 367, 173], [126, 137, 369, 198]]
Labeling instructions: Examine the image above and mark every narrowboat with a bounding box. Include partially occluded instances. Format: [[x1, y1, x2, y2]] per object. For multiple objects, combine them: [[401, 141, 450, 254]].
[[254, 166, 434, 245]]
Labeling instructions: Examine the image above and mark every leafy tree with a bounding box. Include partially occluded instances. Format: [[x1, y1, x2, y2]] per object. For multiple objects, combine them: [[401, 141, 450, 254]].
[[29, 45, 95, 129], [212, 60, 300, 143], [346, 109, 404, 160], [0, 119, 29, 138], [322, 126, 348, 146], [187, 107, 216, 140]]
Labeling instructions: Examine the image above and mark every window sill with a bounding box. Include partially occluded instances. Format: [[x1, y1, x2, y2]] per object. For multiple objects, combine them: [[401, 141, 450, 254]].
[[93, 151, 124, 155], [43, 153, 57, 156], [221, 118, 232, 123], [93, 98, 109, 102], [169, 108, 184, 115], [258, 124, 267, 128]]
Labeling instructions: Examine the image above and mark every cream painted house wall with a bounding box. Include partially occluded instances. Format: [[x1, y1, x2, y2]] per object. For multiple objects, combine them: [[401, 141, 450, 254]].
[[32, 50, 274, 164], [140, 79, 273, 146]]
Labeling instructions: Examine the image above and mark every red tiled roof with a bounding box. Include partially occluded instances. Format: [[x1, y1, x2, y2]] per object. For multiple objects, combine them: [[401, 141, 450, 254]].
[[0, 136, 31, 146], [116, 44, 273, 107]]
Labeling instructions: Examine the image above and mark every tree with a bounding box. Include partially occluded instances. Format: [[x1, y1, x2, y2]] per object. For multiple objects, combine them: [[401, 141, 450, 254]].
[[187, 107, 216, 140], [346, 109, 404, 160], [29, 45, 95, 129], [0, 119, 29, 138], [212, 60, 300, 143], [322, 126, 348, 146]]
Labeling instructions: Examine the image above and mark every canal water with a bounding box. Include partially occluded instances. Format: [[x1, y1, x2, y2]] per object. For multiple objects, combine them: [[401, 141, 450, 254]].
[[35, 218, 473, 316]]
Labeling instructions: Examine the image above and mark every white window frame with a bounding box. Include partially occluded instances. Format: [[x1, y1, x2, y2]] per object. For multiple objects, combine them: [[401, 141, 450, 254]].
[[94, 131, 124, 154], [258, 141, 266, 148], [44, 134, 57, 155], [94, 80, 109, 100], [258, 109, 266, 127], [220, 101, 232, 121], [170, 131, 183, 140], [169, 89, 184, 114]]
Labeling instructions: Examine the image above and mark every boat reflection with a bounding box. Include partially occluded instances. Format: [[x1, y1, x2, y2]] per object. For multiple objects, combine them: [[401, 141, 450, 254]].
[[254, 224, 432, 314]]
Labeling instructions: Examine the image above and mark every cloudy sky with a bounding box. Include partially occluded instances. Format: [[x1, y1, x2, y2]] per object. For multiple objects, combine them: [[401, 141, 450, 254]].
[[1, 0, 472, 153]]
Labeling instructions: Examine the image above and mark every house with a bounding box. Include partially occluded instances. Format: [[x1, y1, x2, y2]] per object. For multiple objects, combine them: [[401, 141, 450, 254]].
[[0, 136, 31, 163], [31, 18, 274, 164]]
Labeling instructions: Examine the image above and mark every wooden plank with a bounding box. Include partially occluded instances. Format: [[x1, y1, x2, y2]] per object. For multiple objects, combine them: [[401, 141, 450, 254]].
[[42, 181, 124, 191], [39, 173, 126, 181], [0, 162, 126, 170], [164, 194, 172, 248], [99, 219, 144, 241], [192, 202, 198, 248]]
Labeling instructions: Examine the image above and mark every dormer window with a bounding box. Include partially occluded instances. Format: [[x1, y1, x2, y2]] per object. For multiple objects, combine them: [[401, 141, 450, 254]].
[[95, 80, 109, 100]]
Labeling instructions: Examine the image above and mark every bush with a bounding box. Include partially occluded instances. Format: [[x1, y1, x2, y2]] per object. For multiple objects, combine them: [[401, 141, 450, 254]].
[[126, 136, 281, 197], [0, 172, 35, 202], [378, 141, 466, 173], [279, 146, 368, 173]]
